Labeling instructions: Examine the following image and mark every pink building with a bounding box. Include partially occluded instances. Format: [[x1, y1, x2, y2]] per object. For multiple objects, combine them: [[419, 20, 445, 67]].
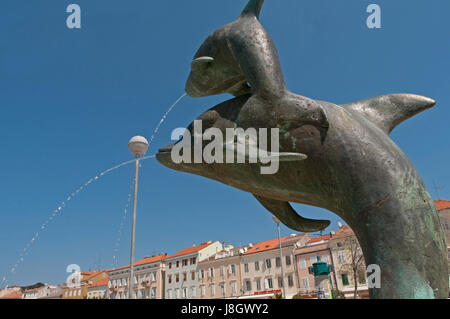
[[294, 235, 336, 297]]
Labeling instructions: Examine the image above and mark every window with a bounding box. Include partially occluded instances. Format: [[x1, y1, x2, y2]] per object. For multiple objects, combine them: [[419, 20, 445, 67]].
[[338, 251, 346, 264], [310, 257, 317, 265], [277, 277, 283, 288], [200, 285, 206, 297], [265, 259, 272, 269], [288, 274, 294, 287], [78, 289, 81, 296], [358, 270, 366, 284], [255, 261, 260, 271], [255, 278, 261, 291], [230, 264, 236, 274], [167, 289, 172, 299], [176, 274, 179, 282], [322, 255, 329, 263], [286, 255, 291, 266], [220, 282, 226, 296], [231, 282, 237, 295], [276, 257, 281, 267], [210, 284, 215, 296], [134, 275, 138, 284], [299, 258, 306, 269], [245, 280, 252, 292], [182, 288, 187, 298], [191, 286, 196, 298], [341, 274, 349, 286], [168, 275, 172, 284], [220, 266, 224, 276], [191, 271, 195, 280], [200, 269, 205, 279], [301, 277, 309, 290], [175, 288, 180, 299], [266, 278, 273, 289], [176, 260, 180, 268], [209, 268, 214, 278], [183, 272, 187, 281], [244, 263, 249, 273], [151, 272, 157, 281], [169, 262, 172, 269]]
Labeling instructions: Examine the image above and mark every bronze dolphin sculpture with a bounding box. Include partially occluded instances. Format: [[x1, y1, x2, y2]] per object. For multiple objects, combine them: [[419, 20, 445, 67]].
[[156, 0, 448, 298]]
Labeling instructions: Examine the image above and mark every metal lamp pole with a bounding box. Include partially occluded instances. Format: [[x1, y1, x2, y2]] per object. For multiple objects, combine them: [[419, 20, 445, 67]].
[[127, 136, 149, 299], [272, 216, 286, 298]]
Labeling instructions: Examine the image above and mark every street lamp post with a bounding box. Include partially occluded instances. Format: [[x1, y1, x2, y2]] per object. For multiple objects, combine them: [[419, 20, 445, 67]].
[[272, 216, 286, 299], [127, 136, 149, 299]]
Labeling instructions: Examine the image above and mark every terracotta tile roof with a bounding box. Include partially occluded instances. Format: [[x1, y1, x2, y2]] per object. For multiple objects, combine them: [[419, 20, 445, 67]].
[[242, 237, 290, 255], [295, 242, 330, 255], [306, 235, 331, 244], [168, 242, 214, 259], [112, 254, 167, 271], [435, 200, 450, 211], [332, 225, 354, 239], [88, 279, 108, 289], [1, 291, 23, 299], [82, 271, 104, 282]]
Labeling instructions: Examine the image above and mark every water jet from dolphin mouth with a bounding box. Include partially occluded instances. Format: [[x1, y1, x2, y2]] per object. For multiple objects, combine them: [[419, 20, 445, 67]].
[[1, 92, 187, 286], [0, 154, 156, 288]]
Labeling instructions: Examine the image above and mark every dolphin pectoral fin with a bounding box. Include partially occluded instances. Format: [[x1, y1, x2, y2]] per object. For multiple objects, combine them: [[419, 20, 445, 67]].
[[342, 94, 436, 134], [253, 195, 330, 232], [223, 143, 308, 162]]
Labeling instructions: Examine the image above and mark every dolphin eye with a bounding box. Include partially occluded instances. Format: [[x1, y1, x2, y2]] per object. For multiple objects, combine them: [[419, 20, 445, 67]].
[[191, 56, 215, 70]]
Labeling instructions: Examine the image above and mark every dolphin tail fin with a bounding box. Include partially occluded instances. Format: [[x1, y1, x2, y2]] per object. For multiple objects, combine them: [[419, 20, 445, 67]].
[[240, 0, 265, 19], [342, 94, 436, 134], [254, 195, 330, 232]]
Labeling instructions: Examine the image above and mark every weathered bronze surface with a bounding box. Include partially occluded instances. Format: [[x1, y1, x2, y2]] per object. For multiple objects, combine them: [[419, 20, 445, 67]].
[[157, 0, 448, 298]]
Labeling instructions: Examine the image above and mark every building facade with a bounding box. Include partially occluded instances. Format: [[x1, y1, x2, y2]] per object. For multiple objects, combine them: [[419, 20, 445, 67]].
[[87, 280, 108, 299], [22, 284, 63, 299], [62, 271, 109, 299], [197, 245, 243, 299], [328, 225, 369, 298], [108, 254, 167, 299], [294, 235, 335, 297], [435, 200, 450, 289], [238, 233, 310, 299], [165, 241, 223, 299]]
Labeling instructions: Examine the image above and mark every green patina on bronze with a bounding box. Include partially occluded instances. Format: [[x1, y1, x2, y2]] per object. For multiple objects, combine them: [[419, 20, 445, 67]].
[[156, 0, 448, 298]]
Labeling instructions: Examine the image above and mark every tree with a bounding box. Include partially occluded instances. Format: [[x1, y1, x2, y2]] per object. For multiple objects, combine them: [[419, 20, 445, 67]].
[[339, 236, 365, 299]]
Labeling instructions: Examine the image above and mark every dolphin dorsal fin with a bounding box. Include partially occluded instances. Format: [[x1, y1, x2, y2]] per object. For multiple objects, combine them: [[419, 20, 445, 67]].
[[240, 0, 265, 19], [342, 94, 436, 134]]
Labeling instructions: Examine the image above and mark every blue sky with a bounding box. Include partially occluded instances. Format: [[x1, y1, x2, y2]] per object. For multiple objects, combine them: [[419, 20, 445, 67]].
[[0, 0, 449, 287]]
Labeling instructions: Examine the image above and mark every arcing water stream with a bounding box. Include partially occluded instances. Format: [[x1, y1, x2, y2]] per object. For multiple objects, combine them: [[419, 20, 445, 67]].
[[1, 93, 186, 287]]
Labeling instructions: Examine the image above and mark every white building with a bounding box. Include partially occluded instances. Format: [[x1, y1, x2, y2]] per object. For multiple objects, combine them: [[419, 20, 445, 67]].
[[22, 284, 63, 299], [165, 241, 223, 299]]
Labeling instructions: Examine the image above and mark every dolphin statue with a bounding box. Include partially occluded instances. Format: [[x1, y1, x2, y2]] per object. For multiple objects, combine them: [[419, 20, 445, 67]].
[[156, 0, 448, 298]]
